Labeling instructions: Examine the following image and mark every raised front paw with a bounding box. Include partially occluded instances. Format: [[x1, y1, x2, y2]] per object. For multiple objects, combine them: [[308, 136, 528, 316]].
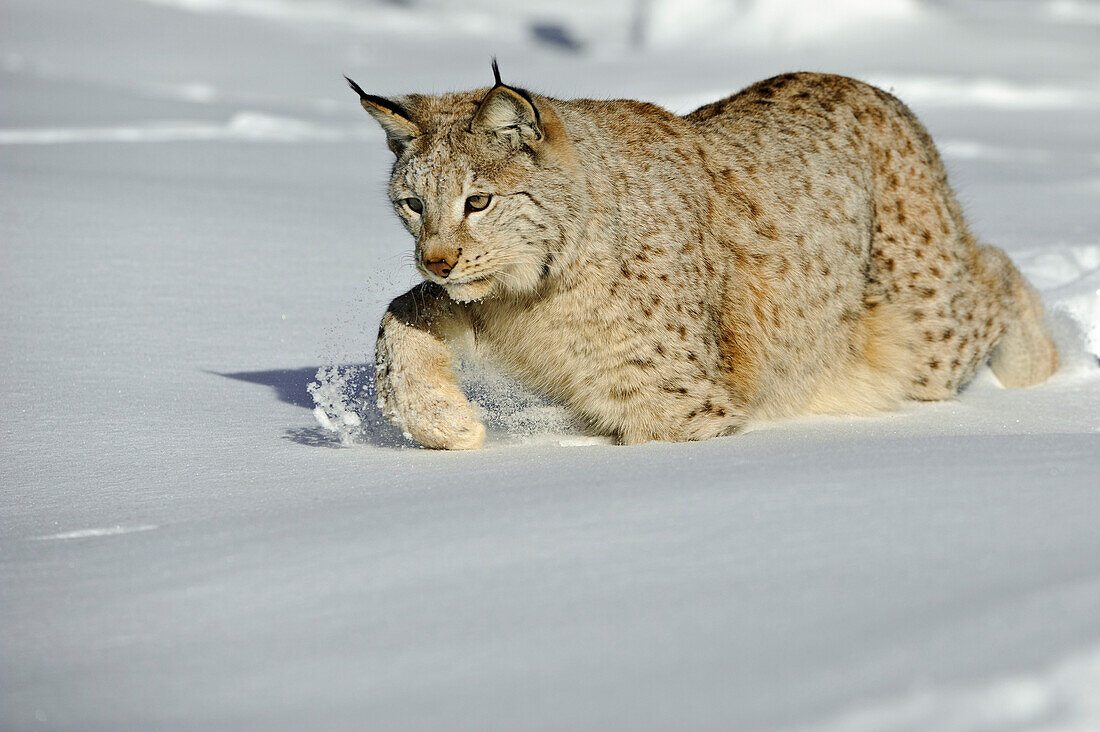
[[376, 364, 486, 450], [375, 312, 486, 450]]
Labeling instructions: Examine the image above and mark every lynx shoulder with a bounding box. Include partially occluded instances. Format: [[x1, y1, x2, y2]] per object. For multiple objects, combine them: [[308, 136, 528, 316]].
[[349, 66, 1058, 448]]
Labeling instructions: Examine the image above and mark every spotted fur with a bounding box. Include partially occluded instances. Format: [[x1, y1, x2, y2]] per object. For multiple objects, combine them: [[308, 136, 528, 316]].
[[352, 70, 1059, 449]]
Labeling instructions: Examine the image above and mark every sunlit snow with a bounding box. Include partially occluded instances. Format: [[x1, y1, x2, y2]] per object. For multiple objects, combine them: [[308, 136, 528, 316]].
[[2, 0, 1098, 729]]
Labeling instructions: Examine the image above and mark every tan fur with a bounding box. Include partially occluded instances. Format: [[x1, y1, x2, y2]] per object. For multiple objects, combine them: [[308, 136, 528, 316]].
[[352, 71, 1059, 448]]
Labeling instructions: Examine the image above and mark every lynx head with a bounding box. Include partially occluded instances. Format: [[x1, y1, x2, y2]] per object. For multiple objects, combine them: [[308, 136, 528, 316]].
[[348, 61, 580, 303]]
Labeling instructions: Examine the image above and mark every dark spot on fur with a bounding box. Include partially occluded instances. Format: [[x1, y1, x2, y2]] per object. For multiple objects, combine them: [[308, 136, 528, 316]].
[[610, 387, 638, 401]]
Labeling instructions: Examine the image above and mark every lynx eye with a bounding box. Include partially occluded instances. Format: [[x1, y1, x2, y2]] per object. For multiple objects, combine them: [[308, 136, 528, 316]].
[[400, 197, 423, 215], [465, 194, 492, 213]]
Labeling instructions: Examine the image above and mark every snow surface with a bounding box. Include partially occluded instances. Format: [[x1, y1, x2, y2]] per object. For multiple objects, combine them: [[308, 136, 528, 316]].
[[2, 0, 1099, 729]]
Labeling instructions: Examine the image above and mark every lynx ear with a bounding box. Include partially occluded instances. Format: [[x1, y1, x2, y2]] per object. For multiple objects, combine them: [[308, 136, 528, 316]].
[[470, 59, 543, 146], [345, 76, 419, 155]]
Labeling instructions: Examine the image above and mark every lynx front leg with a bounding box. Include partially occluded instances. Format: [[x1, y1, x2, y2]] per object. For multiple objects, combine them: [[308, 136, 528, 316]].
[[375, 285, 485, 450]]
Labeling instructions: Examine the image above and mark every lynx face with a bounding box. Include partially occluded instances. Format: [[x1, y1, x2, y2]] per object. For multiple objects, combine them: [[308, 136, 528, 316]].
[[348, 68, 575, 303], [388, 136, 552, 302]]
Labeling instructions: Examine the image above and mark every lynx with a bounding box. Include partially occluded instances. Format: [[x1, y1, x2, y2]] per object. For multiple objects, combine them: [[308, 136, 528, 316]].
[[346, 63, 1058, 449]]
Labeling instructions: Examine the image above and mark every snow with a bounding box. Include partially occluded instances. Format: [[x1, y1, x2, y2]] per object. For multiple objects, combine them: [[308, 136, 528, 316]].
[[2, 0, 1099, 729], [810, 642, 1100, 731], [30, 525, 161, 541], [0, 112, 365, 144]]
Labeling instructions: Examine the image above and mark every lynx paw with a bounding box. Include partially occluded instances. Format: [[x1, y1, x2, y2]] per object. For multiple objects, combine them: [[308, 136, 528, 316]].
[[412, 405, 486, 450], [376, 313, 486, 450], [378, 374, 486, 450]]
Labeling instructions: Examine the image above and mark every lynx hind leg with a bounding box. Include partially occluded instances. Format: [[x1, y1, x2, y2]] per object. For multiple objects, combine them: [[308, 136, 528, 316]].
[[376, 312, 486, 450], [982, 245, 1060, 388], [802, 298, 915, 416]]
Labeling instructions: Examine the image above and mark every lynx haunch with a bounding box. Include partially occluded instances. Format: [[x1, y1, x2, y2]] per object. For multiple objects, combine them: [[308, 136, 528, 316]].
[[347, 63, 1058, 449]]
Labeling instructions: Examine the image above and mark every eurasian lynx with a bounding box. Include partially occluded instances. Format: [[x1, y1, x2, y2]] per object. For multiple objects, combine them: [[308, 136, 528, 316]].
[[347, 63, 1058, 449]]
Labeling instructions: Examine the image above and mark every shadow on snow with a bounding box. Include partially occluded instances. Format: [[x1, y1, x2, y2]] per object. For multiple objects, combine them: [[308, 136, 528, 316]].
[[212, 365, 408, 449]]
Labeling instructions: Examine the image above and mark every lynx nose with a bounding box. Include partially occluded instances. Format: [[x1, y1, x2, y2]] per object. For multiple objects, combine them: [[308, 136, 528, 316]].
[[424, 258, 453, 278], [423, 250, 459, 279]]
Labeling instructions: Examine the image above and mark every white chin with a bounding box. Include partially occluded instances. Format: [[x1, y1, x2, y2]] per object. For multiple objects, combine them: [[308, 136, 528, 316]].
[[443, 277, 496, 302]]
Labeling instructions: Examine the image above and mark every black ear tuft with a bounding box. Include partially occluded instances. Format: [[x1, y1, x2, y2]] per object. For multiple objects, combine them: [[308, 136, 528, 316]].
[[344, 75, 420, 155], [343, 74, 415, 127], [344, 75, 413, 120], [345, 75, 367, 98], [491, 57, 503, 88]]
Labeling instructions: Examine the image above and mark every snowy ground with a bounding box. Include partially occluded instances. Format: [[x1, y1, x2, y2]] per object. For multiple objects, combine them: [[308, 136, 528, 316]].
[[2, 0, 1099, 729]]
